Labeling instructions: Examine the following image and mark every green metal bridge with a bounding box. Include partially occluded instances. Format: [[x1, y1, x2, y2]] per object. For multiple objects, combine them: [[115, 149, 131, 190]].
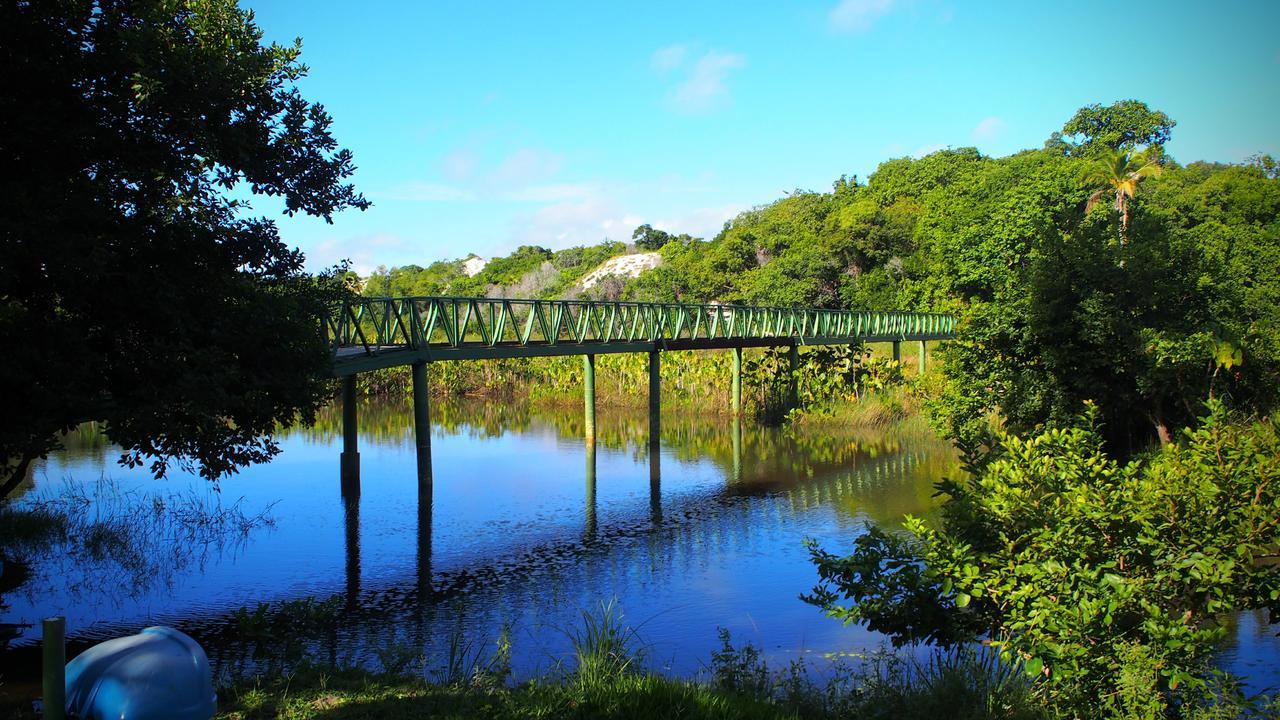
[[324, 296, 956, 491], [327, 296, 954, 371]]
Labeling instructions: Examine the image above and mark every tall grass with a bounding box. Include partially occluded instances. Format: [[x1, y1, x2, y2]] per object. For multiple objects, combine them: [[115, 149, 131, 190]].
[[344, 344, 924, 424], [567, 600, 640, 687]]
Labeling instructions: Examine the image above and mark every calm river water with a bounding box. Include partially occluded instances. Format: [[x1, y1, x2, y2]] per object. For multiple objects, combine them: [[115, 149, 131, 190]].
[[2, 397, 1276, 692]]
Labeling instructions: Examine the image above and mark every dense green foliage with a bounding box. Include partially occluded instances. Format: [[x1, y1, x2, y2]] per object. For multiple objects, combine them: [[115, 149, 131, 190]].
[[0, 0, 366, 496], [807, 404, 1280, 716]]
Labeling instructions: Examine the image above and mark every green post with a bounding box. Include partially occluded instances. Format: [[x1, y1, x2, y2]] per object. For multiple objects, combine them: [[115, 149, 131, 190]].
[[918, 340, 927, 374], [412, 362, 432, 491], [43, 616, 65, 720], [731, 347, 743, 416], [583, 354, 596, 442], [648, 350, 660, 448], [788, 343, 800, 410], [341, 375, 359, 492], [892, 340, 902, 363]]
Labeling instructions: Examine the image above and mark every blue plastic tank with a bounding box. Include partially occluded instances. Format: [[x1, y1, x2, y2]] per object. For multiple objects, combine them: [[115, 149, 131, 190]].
[[64, 626, 216, 720]]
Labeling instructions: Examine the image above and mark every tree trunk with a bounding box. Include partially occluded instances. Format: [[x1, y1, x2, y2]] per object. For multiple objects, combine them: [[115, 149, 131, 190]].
[[0, 455, 35, 500]]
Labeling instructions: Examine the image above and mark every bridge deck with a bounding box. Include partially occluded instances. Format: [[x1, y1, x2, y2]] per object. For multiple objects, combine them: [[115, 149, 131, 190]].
[[326, 296, 955, 377]]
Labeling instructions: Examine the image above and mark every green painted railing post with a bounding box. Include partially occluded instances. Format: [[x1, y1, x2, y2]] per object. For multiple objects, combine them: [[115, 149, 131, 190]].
[[341, 375, 359, 492], [788, 343, 800, 410], [42, 616, 65, 720], [892, 340, 902, 363], [731, 347, 743, 416], [648, 350, 660, 447], [411, 362, 432, 491], [918, 340, 927, 374], [583, 354, 596, 442]]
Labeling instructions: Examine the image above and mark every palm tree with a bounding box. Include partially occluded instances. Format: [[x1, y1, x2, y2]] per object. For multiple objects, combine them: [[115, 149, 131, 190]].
[[1084, 148, 1164, 243]]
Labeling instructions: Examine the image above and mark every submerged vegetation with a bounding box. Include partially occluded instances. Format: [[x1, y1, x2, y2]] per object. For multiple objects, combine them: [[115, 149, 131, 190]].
[[0, 479, 275, 606]]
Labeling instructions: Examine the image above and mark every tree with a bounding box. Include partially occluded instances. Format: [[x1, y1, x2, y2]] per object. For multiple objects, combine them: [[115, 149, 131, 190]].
[[1, 0, 369, 497], [1057, 99, 1175, 154], [632, 223, 673, 251], [1084, 148, 1164, 239]]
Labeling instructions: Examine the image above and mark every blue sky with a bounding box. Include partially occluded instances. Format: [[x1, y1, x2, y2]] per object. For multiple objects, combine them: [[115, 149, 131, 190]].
[[244, 0, 1280, 273]]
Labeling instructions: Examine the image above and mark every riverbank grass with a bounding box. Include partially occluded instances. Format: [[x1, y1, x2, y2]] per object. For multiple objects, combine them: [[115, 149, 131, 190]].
[[220, 668, 792, 720]]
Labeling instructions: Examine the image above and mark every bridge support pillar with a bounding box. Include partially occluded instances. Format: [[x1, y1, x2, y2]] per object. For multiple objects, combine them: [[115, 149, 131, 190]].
[[412, 361, 432, 491], [788, 343, 800, 410], [340, 375, 359, 492], [648, 350, 660, 448], [892, 340, 902, 364], [918, 340, 927, 374], [731, 347, 743, 416], [584, 354, 596, 443]]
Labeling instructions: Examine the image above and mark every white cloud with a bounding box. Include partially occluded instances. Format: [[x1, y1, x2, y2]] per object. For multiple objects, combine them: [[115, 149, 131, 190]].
[[512, 197, 642, 250], [651, 44, 688, 73], [971, 116, 1006, 143], [306, 233, 405, 275], [667, 50, 746, 115], [506, 183, 597, 202], [492, 148, 564, 186], [655, 204, 744, 240], [912, 143, 947, 158], [829, 0, 897, 33], [439, 147, 478, 182], [880, 142, 906, 157], [382, 182, 475, 202]]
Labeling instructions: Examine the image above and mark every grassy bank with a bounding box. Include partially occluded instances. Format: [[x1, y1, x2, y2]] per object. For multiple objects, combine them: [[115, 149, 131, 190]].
[[219, 669, 791, 720]]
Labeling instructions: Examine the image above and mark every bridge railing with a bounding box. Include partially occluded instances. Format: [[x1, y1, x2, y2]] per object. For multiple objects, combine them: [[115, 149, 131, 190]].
[[324, 296, 955, 357]]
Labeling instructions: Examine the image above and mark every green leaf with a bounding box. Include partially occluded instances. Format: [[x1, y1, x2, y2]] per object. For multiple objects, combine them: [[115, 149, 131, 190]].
[[955, 592, 971, 608], [1025, 657, 1044, 677]]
